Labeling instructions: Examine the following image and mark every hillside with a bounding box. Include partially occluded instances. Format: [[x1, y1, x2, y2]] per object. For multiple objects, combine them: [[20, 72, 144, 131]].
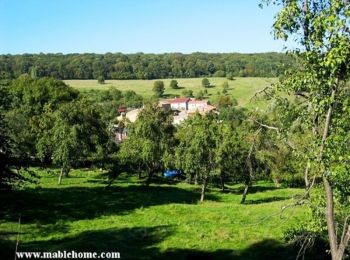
[[65, 77, 277, 108]]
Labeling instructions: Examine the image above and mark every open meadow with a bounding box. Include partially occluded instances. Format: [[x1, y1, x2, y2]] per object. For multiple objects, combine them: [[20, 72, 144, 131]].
[[64, 77, 277, 108], [0, 169, 309, 260]]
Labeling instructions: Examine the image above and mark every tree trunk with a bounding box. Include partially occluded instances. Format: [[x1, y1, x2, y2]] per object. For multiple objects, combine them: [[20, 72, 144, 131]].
[[106, 172, 121, 188], [138, 163, 142, 179], [240, 179, 251, 204], [194, 173, 198, 185], [58, 167, 64, 185], [64, 167, 70, 177], [316, 84, 350, 260], [188, 173, 194, 184], [220, 171, 225, 191], [323, 176, 338, 259], [241, 144, 254, 204], [304, 161, 310, 190], [145, 170, 153, 186], [200, 176, 208, 202]]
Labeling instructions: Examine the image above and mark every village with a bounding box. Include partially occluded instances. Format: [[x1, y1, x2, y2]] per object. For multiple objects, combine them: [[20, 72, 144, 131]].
[[115, 97, 216, 142]]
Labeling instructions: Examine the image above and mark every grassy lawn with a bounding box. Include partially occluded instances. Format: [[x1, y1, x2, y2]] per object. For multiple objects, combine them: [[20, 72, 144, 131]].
[[64, 77, 277, 108], [0, 169, 309, 260]]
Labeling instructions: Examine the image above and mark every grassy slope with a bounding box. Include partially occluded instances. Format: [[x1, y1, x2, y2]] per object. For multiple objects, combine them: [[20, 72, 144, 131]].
[[1, 169, 308, 260], [64, 77, 277, 108]]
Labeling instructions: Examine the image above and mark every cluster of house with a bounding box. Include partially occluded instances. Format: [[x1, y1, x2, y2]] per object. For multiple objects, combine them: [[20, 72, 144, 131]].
[[114, 97, 216, 142], [159, 97, 216, 124]]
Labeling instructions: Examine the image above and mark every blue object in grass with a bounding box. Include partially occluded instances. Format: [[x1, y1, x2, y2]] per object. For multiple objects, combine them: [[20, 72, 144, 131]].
[[164, 169, 181, 178]]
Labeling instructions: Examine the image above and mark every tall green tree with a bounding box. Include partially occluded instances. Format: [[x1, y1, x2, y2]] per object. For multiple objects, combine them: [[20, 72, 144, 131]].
[[264, 1, 350, 258], [5, 76, 78, 167], [174, 113, 217, 201], [215, 122, 248, 191], [118, 103, 175, 184], [37, 100, 107, 184]]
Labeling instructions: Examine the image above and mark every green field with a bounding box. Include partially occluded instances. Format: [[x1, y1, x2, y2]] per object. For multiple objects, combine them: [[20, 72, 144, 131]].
[[0, 169, 308, 260], [64, 77, 277, 108]]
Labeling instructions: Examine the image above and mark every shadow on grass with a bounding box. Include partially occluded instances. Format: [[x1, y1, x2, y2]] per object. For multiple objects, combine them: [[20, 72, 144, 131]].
[[220, 185, 281, 195], [0, 234, 329, 260], [0, 185, 218, 225], [161, 238, 329, 260], [1, 226, 174, 260], [88, 173, 185, 186], [243, 196, 290, 205]]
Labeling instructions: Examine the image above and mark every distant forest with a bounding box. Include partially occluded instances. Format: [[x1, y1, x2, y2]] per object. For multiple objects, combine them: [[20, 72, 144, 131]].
[[0, 52, 294, 80]]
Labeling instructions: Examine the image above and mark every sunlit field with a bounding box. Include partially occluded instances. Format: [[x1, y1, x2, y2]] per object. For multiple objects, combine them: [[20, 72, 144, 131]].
[[64, 77, 277, 108], [0, 169, 308, 260]]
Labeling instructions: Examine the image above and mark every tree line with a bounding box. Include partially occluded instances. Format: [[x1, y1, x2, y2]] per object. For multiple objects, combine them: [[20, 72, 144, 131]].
[[0, 52, 293, 80]]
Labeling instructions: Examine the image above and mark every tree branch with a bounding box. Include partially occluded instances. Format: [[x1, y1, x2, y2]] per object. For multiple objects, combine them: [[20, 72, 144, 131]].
[[250, 86, 273, 101]]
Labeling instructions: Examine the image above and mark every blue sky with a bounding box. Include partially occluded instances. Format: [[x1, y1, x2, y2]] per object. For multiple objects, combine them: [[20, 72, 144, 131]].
[[0, 0, 287, 54]]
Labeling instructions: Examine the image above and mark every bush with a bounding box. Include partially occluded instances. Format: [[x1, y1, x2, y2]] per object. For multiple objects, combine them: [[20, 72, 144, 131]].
[[97, 76, 105, 84], [201, 78, 210, 88], [153, 81, 165, 97], [169, 80, 179, 89]]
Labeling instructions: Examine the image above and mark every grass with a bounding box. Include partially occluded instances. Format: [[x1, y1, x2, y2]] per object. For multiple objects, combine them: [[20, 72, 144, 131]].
[[64, 77, 277, 108], [0, 168, 310, 260]]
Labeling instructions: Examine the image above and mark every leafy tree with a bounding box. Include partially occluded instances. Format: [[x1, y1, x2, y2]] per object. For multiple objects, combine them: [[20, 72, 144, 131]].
[[226, 72, 235, 80], [195, 90, 205, 100], [201, 78, 210, 88], [0, 52, 294, 79], [118, 103, 175, 184], [152, 80, 165, 97], [0, 113, 31, 189], [215, 122, 247, 191], [217, 96, 237, 108], [5, 76, 79, 167], [169, 79, 179, 89], [97, 76, 105, 84], [222, 81, 229, 94], [264, 0, 350, 258], [182, 89, 193, 98], [174, 113, 217, 201], [37, 100, 107, 184]]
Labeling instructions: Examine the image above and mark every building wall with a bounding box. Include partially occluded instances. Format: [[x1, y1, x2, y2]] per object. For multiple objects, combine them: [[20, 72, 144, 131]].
[[171, 102, 187, 110], [188, 102, 207, 110]]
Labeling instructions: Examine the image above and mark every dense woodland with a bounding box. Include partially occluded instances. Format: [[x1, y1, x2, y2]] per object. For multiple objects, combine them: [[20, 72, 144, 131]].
[[0, 52, 293, 80]]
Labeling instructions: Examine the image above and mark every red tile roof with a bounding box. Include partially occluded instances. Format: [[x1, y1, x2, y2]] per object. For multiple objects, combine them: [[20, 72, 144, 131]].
[[169, 98, 190, 103]]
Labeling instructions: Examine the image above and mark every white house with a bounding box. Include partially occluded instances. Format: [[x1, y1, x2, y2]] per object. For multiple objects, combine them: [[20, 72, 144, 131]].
[[188, 100, 208, 111], [169, 98, 190, 110]]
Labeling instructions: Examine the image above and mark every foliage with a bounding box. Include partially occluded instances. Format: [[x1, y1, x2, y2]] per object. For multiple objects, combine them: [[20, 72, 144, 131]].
[[174, 113, 218, 201], [5, 76, 79, 166], [81, 87, 143, 121], [152, 80, 165, 97], [222, 81, 229, 94], [263, 0, 350, 258], [0, 113, 32, 189], [97, 76, 105, 84], [182, 89, 193, 98], [201, 78, 210, 88], [37, 99, 108, 183], [217, 96, 236, 108], [0, 52, 294, 80], [169, 79, 179, 89], [118, 103, 175, 182], [195, 90, 205, 100]]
